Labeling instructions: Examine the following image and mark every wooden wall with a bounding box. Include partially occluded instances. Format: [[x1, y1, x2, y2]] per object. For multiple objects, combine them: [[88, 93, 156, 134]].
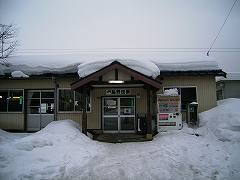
[[160, 75, 217, 113]]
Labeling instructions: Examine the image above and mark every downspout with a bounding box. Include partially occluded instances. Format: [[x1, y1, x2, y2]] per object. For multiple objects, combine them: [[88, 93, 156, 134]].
[[52, 76, 58, 121]]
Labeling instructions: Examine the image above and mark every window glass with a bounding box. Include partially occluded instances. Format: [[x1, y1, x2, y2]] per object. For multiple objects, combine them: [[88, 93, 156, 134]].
[[28, 99, 40, 106], [75, 91, 83, 111], [120, 98, 134, 107], [58, 89, 91, 112], [0, 91, 8, 112], [86, 96, 91, 112], [8, 90, 23, 112], [59, 89, 74, 111], [41, 91, 54, 99], [28, 91, 40, 98]]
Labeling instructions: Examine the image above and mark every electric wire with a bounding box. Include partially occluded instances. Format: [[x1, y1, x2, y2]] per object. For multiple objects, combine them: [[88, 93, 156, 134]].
[[207, 0, 238, 56]]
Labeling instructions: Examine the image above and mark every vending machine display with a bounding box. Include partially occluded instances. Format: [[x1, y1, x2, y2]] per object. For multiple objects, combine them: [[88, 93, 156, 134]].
[[157, 94, 182, 131]]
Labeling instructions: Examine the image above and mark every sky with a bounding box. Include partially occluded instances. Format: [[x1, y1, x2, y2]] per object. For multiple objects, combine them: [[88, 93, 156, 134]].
[[0, 0, 240, 72]]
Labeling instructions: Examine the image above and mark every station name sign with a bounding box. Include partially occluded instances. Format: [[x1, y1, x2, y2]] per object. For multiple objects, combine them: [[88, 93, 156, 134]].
[[105, 89, 130, 95]]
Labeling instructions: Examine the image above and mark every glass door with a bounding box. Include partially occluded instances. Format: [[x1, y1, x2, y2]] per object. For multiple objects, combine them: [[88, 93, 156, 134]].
[[103, 97, 119, 132], [120, 97, 135, 132], [103, 97, 135, 133], [27, 90, 54, 131]]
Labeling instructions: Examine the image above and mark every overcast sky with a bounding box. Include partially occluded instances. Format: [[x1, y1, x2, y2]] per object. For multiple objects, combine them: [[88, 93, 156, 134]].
[[0, 0, 239, 72]]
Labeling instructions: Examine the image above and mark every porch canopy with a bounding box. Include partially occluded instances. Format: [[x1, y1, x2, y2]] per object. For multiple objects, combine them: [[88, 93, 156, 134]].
[[71, 60, 161, 91], [71, 60, 162, 138]]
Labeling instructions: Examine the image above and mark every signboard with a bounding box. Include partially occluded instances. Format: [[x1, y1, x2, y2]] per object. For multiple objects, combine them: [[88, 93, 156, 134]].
[[105, 89, 130, 95]]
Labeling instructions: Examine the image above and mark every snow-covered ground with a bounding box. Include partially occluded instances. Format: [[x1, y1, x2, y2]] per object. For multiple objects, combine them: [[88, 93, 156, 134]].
[[0, 99, 240, 180]]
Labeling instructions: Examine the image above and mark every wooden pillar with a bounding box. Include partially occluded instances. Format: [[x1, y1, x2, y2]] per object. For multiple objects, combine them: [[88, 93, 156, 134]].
[[82, 88, 88, 135], [146, 87, 153, 140]]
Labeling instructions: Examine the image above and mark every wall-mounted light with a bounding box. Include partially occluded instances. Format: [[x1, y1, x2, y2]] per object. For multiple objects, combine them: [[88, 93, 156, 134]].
[[108, 80, 124, 84], [0, 96, 2, 98]]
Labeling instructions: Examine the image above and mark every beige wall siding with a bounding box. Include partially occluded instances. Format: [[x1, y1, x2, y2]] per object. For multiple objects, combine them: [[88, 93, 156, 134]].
[[0, 79, 55, 89], [160, 76, 217, 113], [0, 75, 217, 131], [57, 77, 78, 88], [0, 113, 24, 130]]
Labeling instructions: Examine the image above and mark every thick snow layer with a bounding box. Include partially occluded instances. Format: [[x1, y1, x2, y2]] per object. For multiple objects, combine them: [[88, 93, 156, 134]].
[[163, 88, 179, 96], [77, 59, 160, 78], [0, 54, 221, 77], [154, 60, 220, 71], [11, 71, 29, 78], [199, 98, 240, 142], [0, 120, 105, 180], [1, 108, 240, 180]]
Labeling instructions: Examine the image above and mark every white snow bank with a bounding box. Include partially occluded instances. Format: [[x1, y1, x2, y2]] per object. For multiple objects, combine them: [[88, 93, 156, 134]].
[[199, 98, 240, 142], [1, 118, 240, 179], [154, 61, 220, 71], [0, 129, 19, 143], [11, 71, 29, 78], [77, 59, 160, 78], [0, 120, 104, 180], [164, 88, 179, 96]]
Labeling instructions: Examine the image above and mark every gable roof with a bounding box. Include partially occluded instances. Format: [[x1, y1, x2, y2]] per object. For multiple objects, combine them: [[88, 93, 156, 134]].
[[71, 61, 162, 90]]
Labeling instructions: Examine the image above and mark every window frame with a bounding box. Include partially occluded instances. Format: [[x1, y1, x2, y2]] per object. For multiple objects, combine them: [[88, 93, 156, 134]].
[[163, 86, 198, 111], [0, 89, 24, 113], [57, 88, 91, 113]]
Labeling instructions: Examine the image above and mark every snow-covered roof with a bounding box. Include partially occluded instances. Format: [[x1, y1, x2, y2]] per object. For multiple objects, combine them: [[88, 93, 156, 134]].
[[77, 59, 160, 78], [0, 54, 222, 78], [154, 61, 220, 72], [11, 71, 29, 78], [217, 72, 240, 81]]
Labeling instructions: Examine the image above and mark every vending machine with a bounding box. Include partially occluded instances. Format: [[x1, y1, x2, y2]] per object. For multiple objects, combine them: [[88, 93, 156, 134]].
[[157, 94, 182, 132]]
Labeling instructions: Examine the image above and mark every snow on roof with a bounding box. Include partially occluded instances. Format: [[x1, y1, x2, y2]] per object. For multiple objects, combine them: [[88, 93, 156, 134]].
[[217, 72, 240, 81], [11, 71, 29, 78], [153, 61, 220, 71], [77, 59, 160, 78], [0, 54, 222, 78]]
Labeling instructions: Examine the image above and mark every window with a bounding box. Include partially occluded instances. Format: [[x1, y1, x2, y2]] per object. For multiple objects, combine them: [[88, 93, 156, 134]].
[[164, 87, 197, 111], [0, 90, 24, 112], [58, 89, 91, 112], [27, 91, 54, 114]]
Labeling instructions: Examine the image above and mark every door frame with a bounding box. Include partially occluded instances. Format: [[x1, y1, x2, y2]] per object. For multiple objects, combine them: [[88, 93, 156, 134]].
[[27, 89, 55, 131], [102, 96, 136, 133]]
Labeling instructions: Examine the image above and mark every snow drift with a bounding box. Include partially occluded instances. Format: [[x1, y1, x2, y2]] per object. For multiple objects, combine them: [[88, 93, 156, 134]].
[[199, 98, 240, 142], [0, 120, 104, 180]]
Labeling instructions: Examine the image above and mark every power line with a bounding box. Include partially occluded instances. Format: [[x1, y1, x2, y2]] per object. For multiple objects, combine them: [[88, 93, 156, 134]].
[[16, 48, 240, 53], [207, 0, 238, 56]]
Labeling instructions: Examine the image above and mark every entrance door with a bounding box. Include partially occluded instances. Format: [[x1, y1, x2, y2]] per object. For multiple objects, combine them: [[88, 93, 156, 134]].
[[27, 90, 54, 131], [103, 97, 135, 133]]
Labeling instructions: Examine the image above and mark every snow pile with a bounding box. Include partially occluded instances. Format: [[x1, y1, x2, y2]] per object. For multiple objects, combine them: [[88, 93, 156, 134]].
[[199, 98, 240, 142], [0, 120, 104, 180], [11, 71, 29, 78], [0, 129, 19, 143], [77, 59, 160, 78], [164, 88, 179, 96], [1, 118, 240, 179], [154, 61, 220, 71]]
